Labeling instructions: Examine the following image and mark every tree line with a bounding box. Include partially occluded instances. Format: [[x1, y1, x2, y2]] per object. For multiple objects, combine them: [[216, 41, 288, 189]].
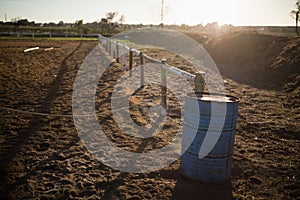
[[1, 2, 300, 37], [0, 11, 133, 36]]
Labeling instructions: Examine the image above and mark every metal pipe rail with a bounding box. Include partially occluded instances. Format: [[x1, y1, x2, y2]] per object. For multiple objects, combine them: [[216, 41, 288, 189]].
[[97, 34, 205, 107], [162, 64, 195, 80], [0, 32, 99, 39], [98, 35, 197, 80]]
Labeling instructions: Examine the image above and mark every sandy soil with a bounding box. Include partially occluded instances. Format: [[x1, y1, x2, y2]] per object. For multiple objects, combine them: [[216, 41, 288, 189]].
[[0, 33, 299, 200]]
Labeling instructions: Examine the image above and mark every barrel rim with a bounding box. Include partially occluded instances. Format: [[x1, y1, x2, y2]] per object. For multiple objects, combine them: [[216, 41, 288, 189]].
[[186, 92, 239, 103]]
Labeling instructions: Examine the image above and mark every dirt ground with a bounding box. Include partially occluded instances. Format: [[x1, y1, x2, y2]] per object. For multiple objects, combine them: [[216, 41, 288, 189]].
[[0, 33, 299, 200]]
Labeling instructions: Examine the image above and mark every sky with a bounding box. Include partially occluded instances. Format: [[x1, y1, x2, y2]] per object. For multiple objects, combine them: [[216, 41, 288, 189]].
[[0, 0, 297, 26]]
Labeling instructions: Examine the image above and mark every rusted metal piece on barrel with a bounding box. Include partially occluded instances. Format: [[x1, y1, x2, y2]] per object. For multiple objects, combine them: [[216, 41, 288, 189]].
[[180, 92, 239, 184], [194, 71, 205, 93]]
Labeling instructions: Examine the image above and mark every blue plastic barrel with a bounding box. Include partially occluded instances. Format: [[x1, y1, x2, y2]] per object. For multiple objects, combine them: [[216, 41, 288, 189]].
[[180, 92, 239, 184]]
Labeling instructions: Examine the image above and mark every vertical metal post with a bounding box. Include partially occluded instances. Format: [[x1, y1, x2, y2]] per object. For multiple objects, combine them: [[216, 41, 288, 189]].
[[106, 38, 109, 52], [161, 59, 167, 108], [113, 43, 116, 60], [161, 0, 164, 30], [194, 71, 205, 93], [122, 44, 127, 71], [102, 38, 105, 47], [140, 53, 144, 87], [108, 39, 111, 55], [129, 49, 133, 77], [32, 33, 34, 40], [116, 42, 119, 63]]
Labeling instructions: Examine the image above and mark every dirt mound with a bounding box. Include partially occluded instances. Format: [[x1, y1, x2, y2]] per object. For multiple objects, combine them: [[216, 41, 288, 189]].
[[284, 74, 300, 109], [202, 33, 300, 90]]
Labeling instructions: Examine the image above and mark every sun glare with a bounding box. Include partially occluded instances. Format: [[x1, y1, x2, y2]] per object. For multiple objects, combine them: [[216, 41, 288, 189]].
[[210, 0, 237, 25], [166, 0, 240, 26]]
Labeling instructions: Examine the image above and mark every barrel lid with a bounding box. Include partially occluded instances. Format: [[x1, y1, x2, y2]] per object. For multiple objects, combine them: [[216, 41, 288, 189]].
[[187, 92, 239, 103]]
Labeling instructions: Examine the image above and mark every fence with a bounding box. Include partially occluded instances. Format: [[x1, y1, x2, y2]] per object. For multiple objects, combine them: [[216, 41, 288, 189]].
[[97, 34, 205, 108], [0, 32, 99, 39]]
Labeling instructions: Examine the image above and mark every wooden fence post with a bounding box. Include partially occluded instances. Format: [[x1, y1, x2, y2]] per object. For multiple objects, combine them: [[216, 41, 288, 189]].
[[113, 44, 116, 61], [106, 38, 109, 52], [161, 59, 167, 108], [140, 53, 144, 87], [108, 39, 111, 55], [129, 49, 133, 77], [116, 42, 119, 63], [194, 71, 205, 93], [122, 44, 127, 71]]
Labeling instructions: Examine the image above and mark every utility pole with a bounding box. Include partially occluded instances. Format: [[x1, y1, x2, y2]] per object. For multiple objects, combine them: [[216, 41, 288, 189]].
[[161, 0, 164, 30]]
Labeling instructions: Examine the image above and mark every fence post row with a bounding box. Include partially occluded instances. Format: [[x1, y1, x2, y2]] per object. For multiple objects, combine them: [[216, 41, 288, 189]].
[[161, 59, 167, 108], [97, 34, 206, 109]]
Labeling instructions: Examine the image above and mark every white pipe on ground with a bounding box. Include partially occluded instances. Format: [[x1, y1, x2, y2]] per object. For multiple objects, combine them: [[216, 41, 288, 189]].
[[24, 47, 39, 53]]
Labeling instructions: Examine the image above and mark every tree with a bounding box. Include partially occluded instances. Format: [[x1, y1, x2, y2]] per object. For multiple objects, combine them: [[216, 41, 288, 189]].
[[118, 15, 125, 24], [75, 19, 83, 34], [16, 19, 30, 26], [11, 17, 21, 23], [105, 12, 118, 23], [58, 21, 64, 26], [291, 0, 300, 35], [100, 18, 108, 24]]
